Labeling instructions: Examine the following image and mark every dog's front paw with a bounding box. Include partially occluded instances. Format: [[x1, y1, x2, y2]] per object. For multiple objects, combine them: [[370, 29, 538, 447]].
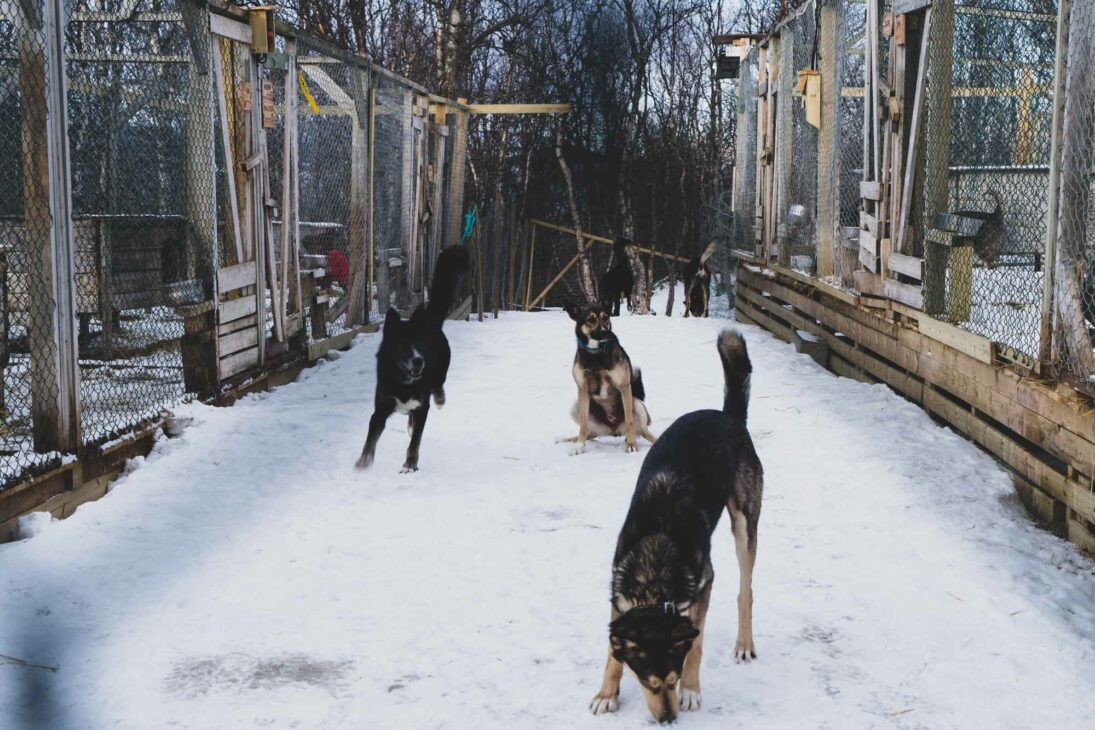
[[624, 439, 638, 453], [570, 442, 586, 456], [433, 387, 446, 408], [734, 639, 756, 663], [400, 462, 419, 474], [354, 453, 373, 470], [679, 687, 701, 711], [589, 693, 619, 715]]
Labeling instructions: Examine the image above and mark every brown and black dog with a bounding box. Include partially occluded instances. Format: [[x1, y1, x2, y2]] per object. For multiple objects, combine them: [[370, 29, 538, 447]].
[[682, 241, 718, 318], [563, 303, 657, 454], [590, 330, 763, 723]]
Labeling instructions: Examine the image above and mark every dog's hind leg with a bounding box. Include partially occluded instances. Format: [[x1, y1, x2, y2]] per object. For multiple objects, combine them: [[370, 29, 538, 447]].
[[619, 381, 638, 452], [589, 645, 624, 715], [634, 401, 657, 444], [355, 399, 395, 470], [433, 336, 452, 408], [401, 404, 430, 473], [728, 504, 758, 662], [680, 577, 713, 711]]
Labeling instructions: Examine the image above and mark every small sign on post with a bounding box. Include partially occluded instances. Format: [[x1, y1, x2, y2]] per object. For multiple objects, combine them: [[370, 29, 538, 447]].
[[261, 80, 275, 129]]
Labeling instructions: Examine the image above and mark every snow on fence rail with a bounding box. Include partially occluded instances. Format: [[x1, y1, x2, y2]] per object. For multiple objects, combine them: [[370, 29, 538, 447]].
[[729, 0, 1095, 393], [0, 0, 468, 492]]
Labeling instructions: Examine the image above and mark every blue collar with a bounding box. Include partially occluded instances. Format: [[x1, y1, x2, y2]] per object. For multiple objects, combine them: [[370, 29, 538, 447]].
[[577, 337, 609, 353]]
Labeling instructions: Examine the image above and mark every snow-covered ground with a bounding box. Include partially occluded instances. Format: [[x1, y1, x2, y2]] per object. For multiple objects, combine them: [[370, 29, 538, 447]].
[[2, 297, 1094, 729]]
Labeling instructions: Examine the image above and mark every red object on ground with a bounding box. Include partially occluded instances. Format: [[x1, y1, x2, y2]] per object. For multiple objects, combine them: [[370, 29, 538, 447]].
[[327, 250, 350, 287]]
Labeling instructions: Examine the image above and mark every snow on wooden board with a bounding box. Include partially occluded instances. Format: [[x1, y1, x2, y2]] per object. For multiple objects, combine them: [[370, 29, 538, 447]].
[[1, 304, 1093, 729]]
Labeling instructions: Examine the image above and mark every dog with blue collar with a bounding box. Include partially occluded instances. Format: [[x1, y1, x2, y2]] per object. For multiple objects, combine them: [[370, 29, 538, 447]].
[[562, 302, 657, 454]]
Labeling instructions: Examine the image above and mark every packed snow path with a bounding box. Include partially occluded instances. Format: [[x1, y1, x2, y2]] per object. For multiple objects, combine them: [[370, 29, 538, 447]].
[[2, 306, 1094, 729]]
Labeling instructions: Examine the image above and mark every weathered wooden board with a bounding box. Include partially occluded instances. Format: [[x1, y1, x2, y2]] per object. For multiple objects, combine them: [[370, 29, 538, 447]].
[[217, 262, 257, 295], [218, 345, 259, 380], [883, 279, 923, 309], [860, 180, 882, 200], [859, 246, 879, 273], [218, 314, 257, 338], [917, 313, 993, 364], [218, 295, 257, 324], [888, 252, 923, 280], [218, 327, 259, 358]]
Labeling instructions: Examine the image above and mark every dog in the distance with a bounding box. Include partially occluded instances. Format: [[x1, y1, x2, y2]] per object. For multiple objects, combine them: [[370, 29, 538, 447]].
[[600, 238, 635, 316], [682, 240, 718, 318], [563, 302, 657, 453], [355, 245, 469, 473], [590, 330, 763, 723]]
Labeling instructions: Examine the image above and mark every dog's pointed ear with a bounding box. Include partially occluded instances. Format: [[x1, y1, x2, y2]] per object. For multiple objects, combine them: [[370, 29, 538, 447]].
[[671, 618, 700, 651], [563, 302, 581, 321], [384, 308, 401, 334]]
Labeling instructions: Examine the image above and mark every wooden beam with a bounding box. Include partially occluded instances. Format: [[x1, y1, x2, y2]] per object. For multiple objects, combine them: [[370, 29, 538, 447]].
[[465, 103, 570, 115]]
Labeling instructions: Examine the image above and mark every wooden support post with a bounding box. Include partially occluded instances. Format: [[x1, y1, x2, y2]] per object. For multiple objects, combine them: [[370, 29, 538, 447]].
[[444, 107, 469, 249], [397, 90, 415, 307], [755, 45, 768, 258], [366, 83, 377, 322], [1052, 0, 1095, 376], [180, 6, 218, 385], [816, 0, 839, 278], [923, 0, 955, 316], [248, 53, 269, 359], [775, 34, 792, 268], [492, 190, 503, 318], [524, 221, 537, 310], [21, 0, 81, 452], [280, 40, 299, 336], [212, 41, 244, 265], [346, 63, 368, 326], [1040, 0, 1068, 366]]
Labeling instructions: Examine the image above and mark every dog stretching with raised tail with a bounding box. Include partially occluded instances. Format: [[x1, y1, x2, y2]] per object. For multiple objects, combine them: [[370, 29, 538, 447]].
[[590, 329, 763, 724]]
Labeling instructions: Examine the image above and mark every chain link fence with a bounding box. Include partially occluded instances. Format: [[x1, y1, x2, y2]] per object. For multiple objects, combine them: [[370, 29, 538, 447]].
[[1051, 0, 1095, 387], [0, 1, 468, 491], [0, 0, 67, 480], [918, 0, 1056, 361]]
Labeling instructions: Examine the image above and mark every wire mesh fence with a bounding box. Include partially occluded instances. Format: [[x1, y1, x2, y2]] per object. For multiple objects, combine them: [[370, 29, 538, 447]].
[[1052, 0, 1095, 386], [0, 1, 469, 490], [64, 0, 214, 445], [918, 0, 1056, 361], [0, 0, 66, 480]]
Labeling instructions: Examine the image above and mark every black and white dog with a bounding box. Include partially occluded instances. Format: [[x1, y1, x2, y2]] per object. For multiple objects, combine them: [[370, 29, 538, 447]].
[[355, 246, 469, 473], [590, 330, 763, 723], [600, 238, 635, 316], [682, 241, 718, 318]]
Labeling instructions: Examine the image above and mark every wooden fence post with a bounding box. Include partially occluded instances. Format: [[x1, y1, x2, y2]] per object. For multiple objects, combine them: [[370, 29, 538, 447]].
[[444, 105, 469, 249], [20, 0, 81, 452], [923, 0, 954, 315], [816, 0, 839, 278]]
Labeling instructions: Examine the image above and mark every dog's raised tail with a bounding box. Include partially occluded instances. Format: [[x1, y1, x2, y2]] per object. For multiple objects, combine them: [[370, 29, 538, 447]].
[[699, 239, 718, 267], [427, 245, 471, 320], [717, 329, 752, 421]]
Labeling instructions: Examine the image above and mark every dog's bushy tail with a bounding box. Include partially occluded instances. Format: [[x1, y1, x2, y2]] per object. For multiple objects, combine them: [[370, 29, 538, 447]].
[[631, 367, 646, 402], [699, 240, 718, 267], [427, 246, 470, 320], [718, 329, 752, 421]]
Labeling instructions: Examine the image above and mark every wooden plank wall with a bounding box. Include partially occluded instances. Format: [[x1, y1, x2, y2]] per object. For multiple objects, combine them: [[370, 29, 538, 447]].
[[734, 262, 1095, 554]]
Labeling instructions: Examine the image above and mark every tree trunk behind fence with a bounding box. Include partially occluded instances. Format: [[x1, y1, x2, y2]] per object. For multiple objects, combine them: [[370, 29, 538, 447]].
[[555, 128, 596, 303]]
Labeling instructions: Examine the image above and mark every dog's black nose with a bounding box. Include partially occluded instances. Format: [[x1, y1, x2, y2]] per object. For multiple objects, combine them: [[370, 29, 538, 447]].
[[410, 356, 424, 372]]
